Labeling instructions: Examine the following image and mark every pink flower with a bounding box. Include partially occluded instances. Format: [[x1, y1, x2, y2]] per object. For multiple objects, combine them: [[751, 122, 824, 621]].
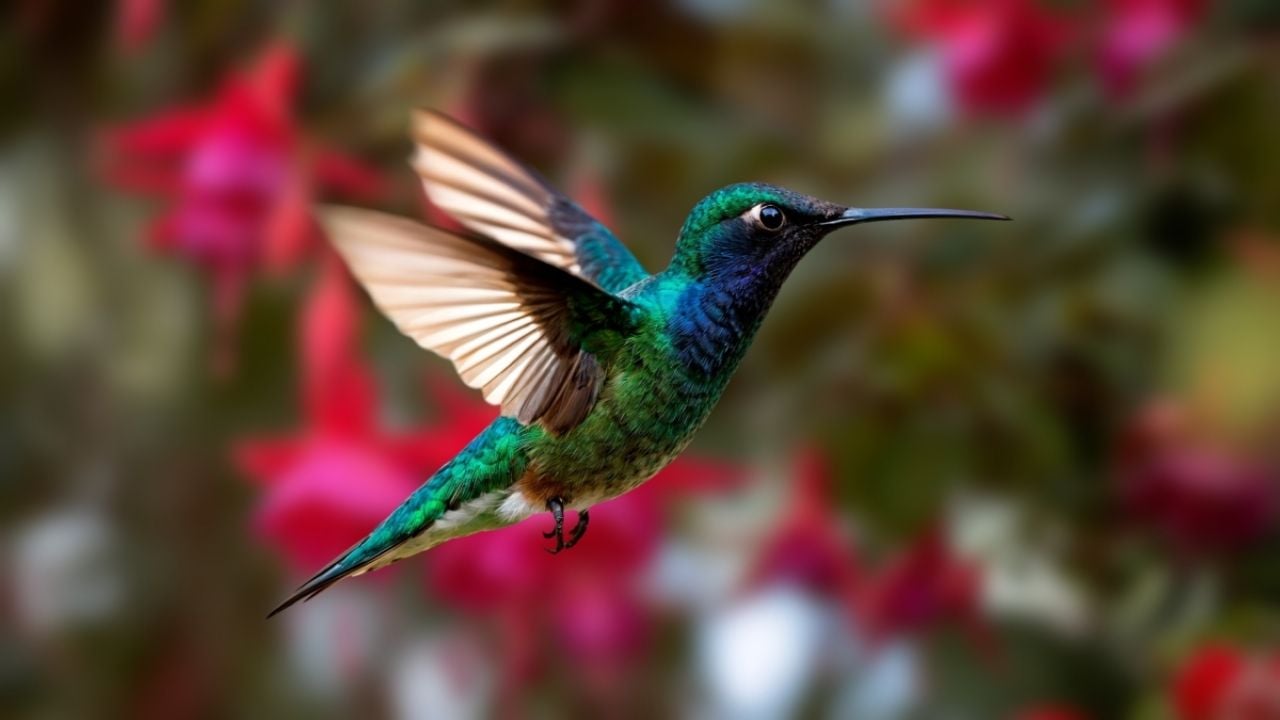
[[1096, 0, 1208, 98], [550, 580, 650, 679], [244, 440, 421, 573], [102, 44, 385, 372], [1172, 643, 1280, 720], [1117, 400, 1279, 554], [890, 0, 1074, 116], [235, 257, 437, 574]]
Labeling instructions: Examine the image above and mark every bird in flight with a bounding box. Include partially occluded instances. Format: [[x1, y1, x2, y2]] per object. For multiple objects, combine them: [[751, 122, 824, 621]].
[[268, 110, 1007, 616]]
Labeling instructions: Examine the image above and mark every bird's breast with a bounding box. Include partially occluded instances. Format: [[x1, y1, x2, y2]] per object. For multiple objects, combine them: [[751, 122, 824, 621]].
[[521, 330, 729, 507]]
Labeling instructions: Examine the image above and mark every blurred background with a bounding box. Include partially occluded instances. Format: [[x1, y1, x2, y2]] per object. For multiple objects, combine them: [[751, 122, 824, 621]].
[[4, 0, 1280, 718]]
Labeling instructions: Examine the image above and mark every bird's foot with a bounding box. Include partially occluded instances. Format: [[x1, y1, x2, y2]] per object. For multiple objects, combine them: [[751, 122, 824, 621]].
[[543, 498, 589, 554], [542, 498, 564, 544]]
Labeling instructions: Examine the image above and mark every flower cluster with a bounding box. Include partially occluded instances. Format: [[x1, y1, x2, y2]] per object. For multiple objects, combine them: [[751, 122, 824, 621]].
[[1116, 398, 1278, 554], [889, 0, 1212, 116], [1173, 643, 1280, 720], [103, 44, 385, 371]]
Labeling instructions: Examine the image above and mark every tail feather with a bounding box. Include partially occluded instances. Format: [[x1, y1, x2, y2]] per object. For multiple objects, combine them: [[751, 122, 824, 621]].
[[264, 417, 528, 618], [265, 543, 394, 618]]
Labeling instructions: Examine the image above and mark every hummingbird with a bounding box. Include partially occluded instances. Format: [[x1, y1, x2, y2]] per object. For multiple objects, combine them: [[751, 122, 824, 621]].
[[267, 111, 1007, 616]]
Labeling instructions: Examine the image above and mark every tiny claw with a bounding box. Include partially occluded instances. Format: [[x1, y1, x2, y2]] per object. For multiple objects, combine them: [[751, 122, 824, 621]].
[[545, 530, 565, 554], [564, 509, 590, 549], [544, 497, 566, 554]]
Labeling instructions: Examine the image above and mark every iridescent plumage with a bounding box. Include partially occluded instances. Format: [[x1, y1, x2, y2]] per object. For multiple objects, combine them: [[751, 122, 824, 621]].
[[267, 111, 1006, 616]]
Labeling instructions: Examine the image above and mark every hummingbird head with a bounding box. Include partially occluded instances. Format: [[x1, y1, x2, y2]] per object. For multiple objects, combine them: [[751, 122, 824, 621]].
[[669, 182, 1008, 283]]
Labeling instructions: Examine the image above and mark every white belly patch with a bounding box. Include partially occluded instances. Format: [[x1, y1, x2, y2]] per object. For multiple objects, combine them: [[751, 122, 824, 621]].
[[497, 490, 542, 521]]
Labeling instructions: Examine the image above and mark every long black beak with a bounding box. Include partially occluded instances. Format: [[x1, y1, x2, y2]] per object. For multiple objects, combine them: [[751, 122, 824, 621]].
[[821, 207, 1010, 227]]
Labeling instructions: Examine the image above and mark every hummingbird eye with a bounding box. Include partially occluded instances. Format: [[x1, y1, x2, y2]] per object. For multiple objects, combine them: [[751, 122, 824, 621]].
[[753, 203, 786, 231]]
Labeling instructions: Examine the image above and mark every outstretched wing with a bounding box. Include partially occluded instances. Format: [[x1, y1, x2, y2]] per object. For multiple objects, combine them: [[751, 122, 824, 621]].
[[321, 206, 639, 433], [411, 109, 649, 294]]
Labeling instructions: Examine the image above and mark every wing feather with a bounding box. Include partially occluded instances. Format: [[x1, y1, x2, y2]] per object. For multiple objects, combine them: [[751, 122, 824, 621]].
[[411, 110, 649, 293], [322, 206, 637, 433]]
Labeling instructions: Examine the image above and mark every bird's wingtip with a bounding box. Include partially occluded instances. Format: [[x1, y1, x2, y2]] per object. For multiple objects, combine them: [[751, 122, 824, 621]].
[[410, 108, 472, 137]]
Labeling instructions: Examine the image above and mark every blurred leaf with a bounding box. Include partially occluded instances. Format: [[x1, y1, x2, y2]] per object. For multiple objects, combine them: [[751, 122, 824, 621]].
[[1171, 269, 1280, 438]]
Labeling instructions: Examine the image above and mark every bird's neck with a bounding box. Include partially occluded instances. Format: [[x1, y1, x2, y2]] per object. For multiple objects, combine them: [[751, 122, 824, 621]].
[[662, 266, 789, 382]]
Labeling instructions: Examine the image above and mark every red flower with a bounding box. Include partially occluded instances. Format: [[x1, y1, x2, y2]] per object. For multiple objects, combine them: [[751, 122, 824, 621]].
[[235, 257, 440, 573], [1117, 400, 1279, 554], [748, 451, 990, 655], [102, 44, 385, 372], [1096, 0, 1208, 98], [749, 449, 862, 600], [1173, 643, 1280, 720], [890, 0, 1074, 116], [857, 525, 985, 645]]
